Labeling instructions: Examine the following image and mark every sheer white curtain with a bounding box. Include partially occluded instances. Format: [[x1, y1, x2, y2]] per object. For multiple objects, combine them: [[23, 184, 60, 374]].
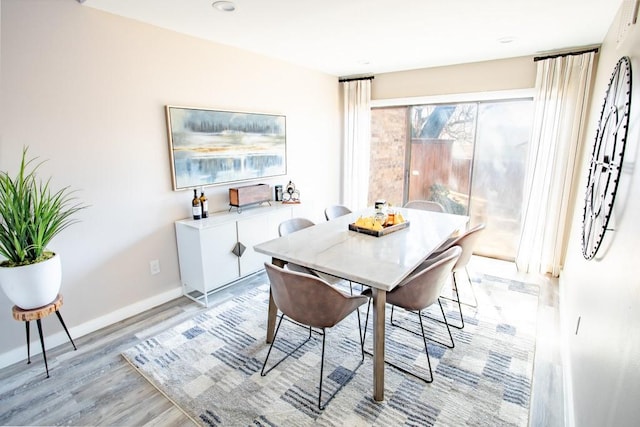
[[341, 78, 371, 210], [516, 51, 595, 277]]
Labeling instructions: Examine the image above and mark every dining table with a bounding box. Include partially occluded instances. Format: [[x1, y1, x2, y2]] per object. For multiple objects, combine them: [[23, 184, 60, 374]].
[[253, 207, 469, 402]]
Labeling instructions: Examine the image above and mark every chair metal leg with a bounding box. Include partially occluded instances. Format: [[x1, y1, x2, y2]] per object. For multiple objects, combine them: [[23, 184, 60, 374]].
[[362, 299, 371, 344], [390, 300, 455, 349], [438, 272, 465, 329], [261, 315, 313, 376], [362, 300, 436, 383], [318, 310, 365, 410], [460, 267, 478, 308], [318, 331, 326, 409], [437, 299, 455, 348], [55, 311, 77, 351], [263, 310, 364, 410], [354, 300, 363, 350], [440, 268, 480, 327], [416, 311, 434, 383], [35, 319, 50, 378], [356, 308, 365, 362]]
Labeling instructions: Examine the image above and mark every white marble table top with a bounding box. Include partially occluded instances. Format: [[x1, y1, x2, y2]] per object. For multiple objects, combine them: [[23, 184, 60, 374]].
[[254, 207, 468, 291]]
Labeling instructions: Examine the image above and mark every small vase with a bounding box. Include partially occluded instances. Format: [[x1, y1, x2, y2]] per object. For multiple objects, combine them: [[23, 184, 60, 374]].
[[0, 253, 62, 309]]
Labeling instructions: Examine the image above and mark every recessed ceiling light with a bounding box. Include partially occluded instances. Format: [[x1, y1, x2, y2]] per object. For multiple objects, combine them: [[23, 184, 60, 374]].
[[497, 36, 515, 44], [212, 1, 235, 12]]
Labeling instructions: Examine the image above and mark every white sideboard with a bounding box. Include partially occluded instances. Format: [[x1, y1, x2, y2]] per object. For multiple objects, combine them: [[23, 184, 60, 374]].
[[175, 203, 294, 306]]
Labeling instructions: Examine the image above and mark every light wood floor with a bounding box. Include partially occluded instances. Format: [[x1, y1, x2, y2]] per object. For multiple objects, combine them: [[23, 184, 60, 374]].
[[0, 257, 562, 426]]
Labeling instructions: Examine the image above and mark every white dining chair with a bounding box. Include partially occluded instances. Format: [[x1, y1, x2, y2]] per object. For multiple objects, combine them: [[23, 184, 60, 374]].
[[324, 205, 352, 221], [404, 200, 445, 212]]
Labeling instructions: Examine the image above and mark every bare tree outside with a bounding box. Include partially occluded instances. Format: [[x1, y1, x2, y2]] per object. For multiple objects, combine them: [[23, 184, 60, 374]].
[[371, 98, 533, 260]]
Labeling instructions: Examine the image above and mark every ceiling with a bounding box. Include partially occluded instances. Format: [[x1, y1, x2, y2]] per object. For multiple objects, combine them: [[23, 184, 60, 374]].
[[81, 0, 622, 77]]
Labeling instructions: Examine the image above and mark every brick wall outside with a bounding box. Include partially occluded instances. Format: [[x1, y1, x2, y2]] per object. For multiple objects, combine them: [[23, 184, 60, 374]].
[[369, 107, 406, 207]]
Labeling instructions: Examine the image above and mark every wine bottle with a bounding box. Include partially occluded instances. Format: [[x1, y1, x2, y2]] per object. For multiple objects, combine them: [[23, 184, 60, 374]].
[[199, 188, 209, 219], [192, 189, 201, 220]]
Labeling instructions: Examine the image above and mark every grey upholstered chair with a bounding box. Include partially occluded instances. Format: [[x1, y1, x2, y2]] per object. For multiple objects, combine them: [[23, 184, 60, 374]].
[[278, 217, 351, 292], [430, 223, 486, 329], [404, 200, 445, 213], [278, 218, 317, 275], [261, 262, 368, 409], [324, 205, 352, 221], [278, 217, 315, 237], [361, 246, 461, 383]]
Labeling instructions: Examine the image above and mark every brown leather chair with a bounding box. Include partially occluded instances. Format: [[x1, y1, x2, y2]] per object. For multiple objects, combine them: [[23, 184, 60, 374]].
[[361, 246, 461, 383], [404, 200, 445, 213], [261, 262, 368, 409], [324, 205, 352, 221], [430, 223, 486, 329]]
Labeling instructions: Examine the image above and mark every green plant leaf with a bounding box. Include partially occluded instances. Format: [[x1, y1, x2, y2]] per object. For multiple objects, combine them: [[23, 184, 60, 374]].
[[0, 147, 88, 265]]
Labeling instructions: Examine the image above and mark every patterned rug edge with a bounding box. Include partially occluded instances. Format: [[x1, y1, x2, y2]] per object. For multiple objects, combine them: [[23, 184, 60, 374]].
[[121, 352, 200, 426]]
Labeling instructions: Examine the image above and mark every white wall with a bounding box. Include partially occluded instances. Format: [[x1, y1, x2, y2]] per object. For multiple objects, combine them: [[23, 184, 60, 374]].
[[0, 0, 340, 367], [372, 55, 536, 100], [560, 3, 640, 426]]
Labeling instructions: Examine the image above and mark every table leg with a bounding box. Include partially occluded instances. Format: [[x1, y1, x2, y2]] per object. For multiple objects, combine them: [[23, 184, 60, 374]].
[[372, 288, 386, 401], [266, 257, 286, 343]]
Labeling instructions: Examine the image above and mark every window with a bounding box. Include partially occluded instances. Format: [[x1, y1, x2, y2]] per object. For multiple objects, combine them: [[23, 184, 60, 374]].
[[370, 93, 534, 260]]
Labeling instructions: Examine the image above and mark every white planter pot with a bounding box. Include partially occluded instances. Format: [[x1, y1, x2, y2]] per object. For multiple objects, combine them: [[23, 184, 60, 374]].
[[0, 254, 62, 309]]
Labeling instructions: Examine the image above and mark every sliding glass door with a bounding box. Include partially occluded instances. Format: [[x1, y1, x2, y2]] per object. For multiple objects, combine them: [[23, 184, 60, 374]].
[[469, 100, 533, 258], [408, 103, 476, 215], [370, 98, 533, 260]]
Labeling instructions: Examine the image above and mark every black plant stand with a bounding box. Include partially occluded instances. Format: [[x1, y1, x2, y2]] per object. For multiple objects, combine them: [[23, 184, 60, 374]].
[[12, 294, 77, 378]]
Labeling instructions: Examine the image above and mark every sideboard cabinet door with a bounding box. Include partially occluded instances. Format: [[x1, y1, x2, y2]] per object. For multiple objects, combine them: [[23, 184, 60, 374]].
[[237, 207, 293, 276], [175, 204, 293, 306], [200, 223, 241, 289], [175, 221, 239, 306]]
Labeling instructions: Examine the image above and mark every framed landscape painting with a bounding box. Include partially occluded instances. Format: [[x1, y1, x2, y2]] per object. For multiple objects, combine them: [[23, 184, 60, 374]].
[[166, 106, 287, 190]]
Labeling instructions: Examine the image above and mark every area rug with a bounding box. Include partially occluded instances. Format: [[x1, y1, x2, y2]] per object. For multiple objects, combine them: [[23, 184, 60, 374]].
[[122, 274, 538, 426]]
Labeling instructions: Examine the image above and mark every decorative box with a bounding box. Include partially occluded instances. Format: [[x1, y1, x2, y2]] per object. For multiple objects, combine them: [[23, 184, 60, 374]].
[[229, 183, 271, 209]]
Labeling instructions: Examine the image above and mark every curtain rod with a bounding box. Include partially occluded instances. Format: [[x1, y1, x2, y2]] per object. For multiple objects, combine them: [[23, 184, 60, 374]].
[[533, 47, 599, 62], [338, 75, 375, 83]]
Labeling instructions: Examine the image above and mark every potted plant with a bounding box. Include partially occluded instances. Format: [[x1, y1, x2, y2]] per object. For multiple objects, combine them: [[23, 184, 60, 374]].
[[0, 147, 86, 309]]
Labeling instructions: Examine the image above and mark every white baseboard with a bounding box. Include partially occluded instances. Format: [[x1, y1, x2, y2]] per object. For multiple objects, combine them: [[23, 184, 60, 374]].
[[562, 351, 575, 427], [559, 276, 576, 427], [0, 286, 183, 370]]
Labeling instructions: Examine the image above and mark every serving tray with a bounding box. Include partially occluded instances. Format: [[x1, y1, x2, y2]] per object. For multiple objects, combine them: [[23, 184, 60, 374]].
[[348, 220, 410, 237]]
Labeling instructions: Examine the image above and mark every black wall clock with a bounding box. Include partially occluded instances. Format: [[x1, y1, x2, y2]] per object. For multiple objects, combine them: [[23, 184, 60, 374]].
[[582, 56, 632, 260]]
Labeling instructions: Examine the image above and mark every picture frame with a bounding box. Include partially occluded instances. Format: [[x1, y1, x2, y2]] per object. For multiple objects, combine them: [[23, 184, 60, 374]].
[[165, 106, 287, 190]]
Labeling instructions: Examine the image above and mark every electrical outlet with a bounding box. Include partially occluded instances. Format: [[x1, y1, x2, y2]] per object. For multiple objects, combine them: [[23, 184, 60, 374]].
[[150, 259, 160, 275]]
